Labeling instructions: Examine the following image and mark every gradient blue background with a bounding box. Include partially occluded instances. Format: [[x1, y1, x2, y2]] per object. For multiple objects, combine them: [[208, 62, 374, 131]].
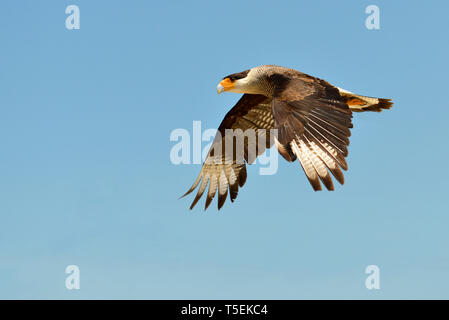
[[1, 0, 448, 299]]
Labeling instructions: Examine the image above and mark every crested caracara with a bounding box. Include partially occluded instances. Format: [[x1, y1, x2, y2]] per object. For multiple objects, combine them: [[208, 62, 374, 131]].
[[182, 65, 393, 210]]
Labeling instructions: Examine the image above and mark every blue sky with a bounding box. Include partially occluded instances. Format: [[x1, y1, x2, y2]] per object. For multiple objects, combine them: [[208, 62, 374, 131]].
[[1, 0, 448, 299]]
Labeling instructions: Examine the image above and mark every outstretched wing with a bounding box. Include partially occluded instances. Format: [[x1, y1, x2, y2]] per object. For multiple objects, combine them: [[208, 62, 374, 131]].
[[183, 94, 275, 210], [270, 72, 353, 191]]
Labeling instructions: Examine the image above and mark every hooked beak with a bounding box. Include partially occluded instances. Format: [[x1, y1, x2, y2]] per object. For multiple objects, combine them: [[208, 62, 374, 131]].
[[216, 83, 225, 94], [216, 78, 235, 94]]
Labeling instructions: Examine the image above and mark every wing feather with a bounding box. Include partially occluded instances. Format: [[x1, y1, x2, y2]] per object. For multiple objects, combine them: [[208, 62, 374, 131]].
[[183, 94, 274, 210], [189, 175, 210, 210], [217, 170, 229, 210], [291, 140, 322, 191], [205, 173, 218, 210], [271, 75, 353, 190]]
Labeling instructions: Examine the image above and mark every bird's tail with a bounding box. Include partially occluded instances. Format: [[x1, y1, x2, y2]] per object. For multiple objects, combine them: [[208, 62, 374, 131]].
[[337, 87, 393, 112]]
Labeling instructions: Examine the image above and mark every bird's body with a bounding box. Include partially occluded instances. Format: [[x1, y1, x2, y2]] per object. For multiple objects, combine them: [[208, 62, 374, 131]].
[[183, 65, 393, 210]]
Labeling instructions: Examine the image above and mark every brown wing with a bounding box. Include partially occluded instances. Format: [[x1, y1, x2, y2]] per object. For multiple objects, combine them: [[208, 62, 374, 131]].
[[269, 72, 353, 191], [183, 94, 275, 210]]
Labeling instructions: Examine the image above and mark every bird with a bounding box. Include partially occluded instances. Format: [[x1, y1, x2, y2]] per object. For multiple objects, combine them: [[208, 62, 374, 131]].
[[182, 65, 393, 210]]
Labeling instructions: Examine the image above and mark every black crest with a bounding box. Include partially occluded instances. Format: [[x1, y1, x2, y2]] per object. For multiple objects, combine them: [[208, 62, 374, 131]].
[[223, 69, 250, 81]]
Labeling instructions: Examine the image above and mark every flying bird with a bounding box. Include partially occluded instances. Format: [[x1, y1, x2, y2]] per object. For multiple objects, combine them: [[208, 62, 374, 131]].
[[182, 65, 392, 210]]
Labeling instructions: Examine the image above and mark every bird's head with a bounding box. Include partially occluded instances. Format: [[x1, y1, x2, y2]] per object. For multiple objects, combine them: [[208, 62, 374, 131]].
[[217, 69, 261, 95]]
